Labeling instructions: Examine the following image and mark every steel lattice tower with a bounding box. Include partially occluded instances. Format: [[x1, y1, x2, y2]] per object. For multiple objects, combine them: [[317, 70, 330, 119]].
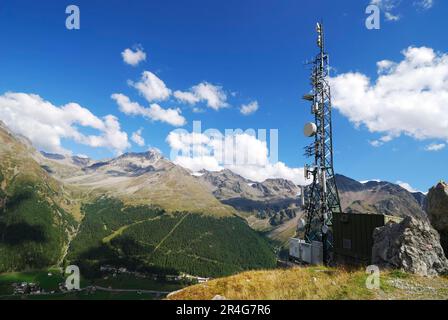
[[302, 23, 342, 265]]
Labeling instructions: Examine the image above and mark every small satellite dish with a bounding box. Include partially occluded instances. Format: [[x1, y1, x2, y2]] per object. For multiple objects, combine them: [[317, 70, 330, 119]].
[[298, 218, 306, 229], [304, 122, 317, 137]]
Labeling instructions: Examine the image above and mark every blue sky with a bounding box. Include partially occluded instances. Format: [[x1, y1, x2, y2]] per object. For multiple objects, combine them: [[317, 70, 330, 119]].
[[0, 0, 447, 192]]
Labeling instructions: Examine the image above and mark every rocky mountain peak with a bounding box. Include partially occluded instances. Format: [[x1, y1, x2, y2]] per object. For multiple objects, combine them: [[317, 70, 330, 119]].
[[116, 149, 163, 165], [334, 174, 366, 193], [335, 174, 427, 219], [436, 181, 448, 190], [71, 155, 92, 167]]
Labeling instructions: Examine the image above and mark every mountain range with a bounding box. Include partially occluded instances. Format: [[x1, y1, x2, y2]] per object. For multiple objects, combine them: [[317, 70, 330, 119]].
[[335, 174, 427, 219], [0, 120, 432, 277]]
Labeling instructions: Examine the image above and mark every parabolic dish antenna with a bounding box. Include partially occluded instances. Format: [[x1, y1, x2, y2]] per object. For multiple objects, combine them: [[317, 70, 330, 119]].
[[304, 122, 317, 137]]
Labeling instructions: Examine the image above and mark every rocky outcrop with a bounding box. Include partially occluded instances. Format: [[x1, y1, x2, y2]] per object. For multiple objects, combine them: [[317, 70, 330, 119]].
[[372, 217, 448, 276], [427, 181, 448, 256]]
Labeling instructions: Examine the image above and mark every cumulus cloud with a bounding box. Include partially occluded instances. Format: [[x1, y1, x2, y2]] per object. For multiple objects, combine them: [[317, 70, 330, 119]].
[[174, 82, 228, 110], [131, 128, 145, 147], [425, 143, 446, 152], [147, 104, 186, 127], [0, 92, 130, 155], [121, 47, 146, 66], [173, 90, 199, 105], [331, 46, 448, 145], [129, 71, 171, 102], [240, 101, 259, 116], [111, 93, 186, 126], [166, 130, 307, 185], [174, 155, 223, 172]]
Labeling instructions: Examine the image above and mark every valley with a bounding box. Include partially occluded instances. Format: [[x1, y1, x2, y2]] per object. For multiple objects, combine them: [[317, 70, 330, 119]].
[[0, 120, 444, 300]]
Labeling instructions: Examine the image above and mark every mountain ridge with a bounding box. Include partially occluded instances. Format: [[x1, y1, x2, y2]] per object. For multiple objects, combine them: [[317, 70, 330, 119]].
[[335, 174, 427, 219], [0, 123, 277, 276]]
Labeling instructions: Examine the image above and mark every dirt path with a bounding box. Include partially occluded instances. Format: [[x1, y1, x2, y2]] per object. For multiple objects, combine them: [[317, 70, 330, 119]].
[[102, 216, 161, 244], [150, 213, 190, 255]]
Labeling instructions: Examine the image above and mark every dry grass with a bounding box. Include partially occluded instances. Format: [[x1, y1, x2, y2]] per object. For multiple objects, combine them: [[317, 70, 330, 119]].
[[167, 266, 448, 300], [168, 266, 373, 300]]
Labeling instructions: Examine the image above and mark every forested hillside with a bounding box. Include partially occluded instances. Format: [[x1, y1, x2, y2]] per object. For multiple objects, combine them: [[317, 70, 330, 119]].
[[67, 198, 276, 278], [0, 123, 77, 272]]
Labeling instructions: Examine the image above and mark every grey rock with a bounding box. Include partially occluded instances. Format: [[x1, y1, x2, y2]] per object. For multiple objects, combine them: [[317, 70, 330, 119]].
[[372, 216, 448, 276], [427, 181, 448, 256]]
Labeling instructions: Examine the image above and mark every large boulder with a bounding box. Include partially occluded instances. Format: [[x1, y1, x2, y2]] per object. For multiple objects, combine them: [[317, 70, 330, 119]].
[[372, 216, 448, 276], [427, 181, 448, 256]]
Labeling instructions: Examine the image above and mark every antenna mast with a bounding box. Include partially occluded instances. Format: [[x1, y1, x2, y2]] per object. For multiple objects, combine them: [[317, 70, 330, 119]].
[[302, 22, 342, 265]]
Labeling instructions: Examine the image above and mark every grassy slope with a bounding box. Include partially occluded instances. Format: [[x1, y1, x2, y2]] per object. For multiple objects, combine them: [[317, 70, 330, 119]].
[[0, 128, 77, 272], [167, 266, 448, 300], [67, 198, 276, 278]]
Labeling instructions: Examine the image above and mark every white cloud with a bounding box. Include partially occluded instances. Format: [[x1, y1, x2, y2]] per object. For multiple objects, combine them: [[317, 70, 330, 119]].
[[129, 71, 171, 102], [369, 140, 382, 147], [396, 180, 420, 193], [369, 134, 395, 147], [131, 128, 145, 147], [174, 155, 222, 172], [174, 82, 228, 110], [240, 101, 259, 115], [111, 93, 186, 127], [146, 104, 186, 127], [173, 90, 199, 105], [370, 0, 434, 21], [121, 47, 146, 66], [166, 131, 307, 185], [385, 12, 400, 21], [376, 60, 396, 74], [111, 93, 144, 116], [192, 107, 205, 113], [0, 92, 130, 155], [425, 143, 446, 152], [331, 46, 448, 145], [415, 0, 433, 10], [370, 0, 401, 21]]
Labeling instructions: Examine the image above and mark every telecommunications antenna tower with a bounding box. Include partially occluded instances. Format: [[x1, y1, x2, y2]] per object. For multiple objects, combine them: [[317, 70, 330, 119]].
[[301, 22, 342, 265]]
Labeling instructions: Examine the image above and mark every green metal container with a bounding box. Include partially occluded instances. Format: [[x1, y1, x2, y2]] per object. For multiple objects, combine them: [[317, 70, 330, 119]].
[[332, 213, 402, 264]]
